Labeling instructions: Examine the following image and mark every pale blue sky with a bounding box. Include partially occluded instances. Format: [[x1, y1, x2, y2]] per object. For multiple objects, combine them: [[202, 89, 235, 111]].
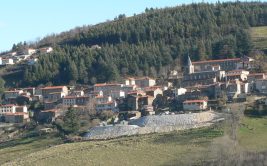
[[0, 0, 250, 52]]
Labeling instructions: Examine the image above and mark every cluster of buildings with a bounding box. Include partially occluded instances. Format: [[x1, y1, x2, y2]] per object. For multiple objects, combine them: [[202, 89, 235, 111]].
[[1, 54, 267, 124], [0, 47, 53, 66]]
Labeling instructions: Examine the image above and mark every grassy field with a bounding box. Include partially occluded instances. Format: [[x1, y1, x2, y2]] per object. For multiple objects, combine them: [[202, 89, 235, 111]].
[[0, 135, 63, 164], [250, 26, 267, 50], [238, 116, 267, 151], [1, 115, 267, 165], [1, 127, 223, 166]]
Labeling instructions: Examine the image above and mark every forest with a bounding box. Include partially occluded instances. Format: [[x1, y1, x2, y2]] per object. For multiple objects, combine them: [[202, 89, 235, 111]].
[[22, 2, 267, 86]]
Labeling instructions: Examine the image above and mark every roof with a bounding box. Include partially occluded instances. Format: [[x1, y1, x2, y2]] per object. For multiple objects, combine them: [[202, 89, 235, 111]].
[[64, 96, 90, 99], [41, 86, 66, 90], [0, 104, 16, 107], [135, 76, 155, 80], [4, 112, 28, 116], [248, 73, 265, 76], [183, 100, 207, 103], [94, 83, 122, 87], [41, 109, 60, 113], [226, 74, 242, 76], [145, 86, 162, 91], [4, 90, 22, 93], [192, 58, 240, 64]]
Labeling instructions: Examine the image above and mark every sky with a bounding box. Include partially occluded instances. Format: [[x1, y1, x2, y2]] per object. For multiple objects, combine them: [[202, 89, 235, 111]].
[[0, 0, 250, 52]]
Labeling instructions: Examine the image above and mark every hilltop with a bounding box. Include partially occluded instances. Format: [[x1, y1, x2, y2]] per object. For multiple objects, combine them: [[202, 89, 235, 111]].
[[2, 2, 266, 87]]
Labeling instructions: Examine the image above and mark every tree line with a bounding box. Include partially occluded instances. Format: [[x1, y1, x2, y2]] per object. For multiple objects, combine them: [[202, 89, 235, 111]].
[[23, 2, 267, 86]]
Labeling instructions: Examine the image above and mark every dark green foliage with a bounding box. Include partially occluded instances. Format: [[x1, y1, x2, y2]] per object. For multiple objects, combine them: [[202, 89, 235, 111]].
[[0, 77, 5, 94], [23, 2, 267, 86], [56, 107, 80, 135]]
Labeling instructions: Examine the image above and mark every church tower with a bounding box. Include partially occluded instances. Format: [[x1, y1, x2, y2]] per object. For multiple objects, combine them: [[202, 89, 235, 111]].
[[187, 56, 194, 74]]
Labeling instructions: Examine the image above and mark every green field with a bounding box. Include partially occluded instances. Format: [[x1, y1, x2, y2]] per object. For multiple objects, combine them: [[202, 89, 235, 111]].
[[250, 26, 267, 50], [1, 116, 267, 165], [238, 116, 267, 151]]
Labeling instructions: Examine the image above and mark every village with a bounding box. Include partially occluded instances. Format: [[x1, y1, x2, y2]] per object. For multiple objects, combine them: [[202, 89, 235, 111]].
[[0, 49, 266, 137]]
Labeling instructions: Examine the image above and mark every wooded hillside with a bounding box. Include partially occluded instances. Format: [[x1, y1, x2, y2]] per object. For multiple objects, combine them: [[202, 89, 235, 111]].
[[23, 2, 267, 86]]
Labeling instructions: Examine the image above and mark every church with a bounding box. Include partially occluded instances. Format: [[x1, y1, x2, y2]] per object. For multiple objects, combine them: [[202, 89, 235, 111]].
[[182, 56, 226, 87]]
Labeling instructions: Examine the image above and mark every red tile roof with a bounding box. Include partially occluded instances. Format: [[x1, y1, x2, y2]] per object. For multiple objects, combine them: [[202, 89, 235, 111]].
[[192, 58, 240, 64], [41, 86, 66, 90], [94, 83, 121, 87], [183, 100, 207, 103], [41, 109, 60, 113]]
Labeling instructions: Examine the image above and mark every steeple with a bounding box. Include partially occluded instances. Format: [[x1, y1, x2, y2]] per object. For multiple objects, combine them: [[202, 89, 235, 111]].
[[188, 55, 192, 66], [187, 56, 194, 74]]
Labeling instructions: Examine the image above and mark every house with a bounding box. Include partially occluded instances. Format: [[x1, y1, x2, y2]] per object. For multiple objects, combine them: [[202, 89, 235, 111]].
[[44, 101, 58, 110], [2, 58, 14, 65], [24, 48, 36, 55], [63, 96, 90, 106], [0, 104, 16, 115], [183, 56, 226, 87], [124, 77, 136, 86], [70, 90, 84, 97], [95, 95, 112, 104], [183, 100, 208, 111], [94, 83, 123, 96], [41, 86, 68, 99], [96, 101, 118, 112], [247, 73, 266, 83], [4, 112, 29, 123], [121, 85, 137, 95], [46, 92, 65, 101], [226, 70, 249, 81], [39, 47, 53, 54], [145, 86, 163, 98], [110, 90, 125, 99], [4, 90, 23, 100], [135, 77, 156, 88], [0, 105, 28, 123], [126, 94, 154, 111], [24, 87, 36, 96], [236, 56, 255, 70], [192, 57, 240, 72], [225, 79, 243, 100], [255, 79, 267, 93], [38, 109, 61, 123]]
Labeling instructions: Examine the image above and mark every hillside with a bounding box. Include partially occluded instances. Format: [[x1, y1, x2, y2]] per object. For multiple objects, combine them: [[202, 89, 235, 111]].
[[2, 116, 267, 165], [251, 26, 267, 51], [9, 2, 267, 87]]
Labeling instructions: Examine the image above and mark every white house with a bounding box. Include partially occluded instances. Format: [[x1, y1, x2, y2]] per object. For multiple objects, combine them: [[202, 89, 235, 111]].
[[183, 100, 208, 111], [0, 104, 16, 115], [2, 58, 14, 65]]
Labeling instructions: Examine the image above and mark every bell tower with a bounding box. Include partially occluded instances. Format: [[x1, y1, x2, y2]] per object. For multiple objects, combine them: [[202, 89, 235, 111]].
[[187, 56, 194, 74]]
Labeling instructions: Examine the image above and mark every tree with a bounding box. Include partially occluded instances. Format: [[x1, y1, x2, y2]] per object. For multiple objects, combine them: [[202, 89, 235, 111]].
[[0, 77, 5, 94], [60, 107, 80, 135]]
